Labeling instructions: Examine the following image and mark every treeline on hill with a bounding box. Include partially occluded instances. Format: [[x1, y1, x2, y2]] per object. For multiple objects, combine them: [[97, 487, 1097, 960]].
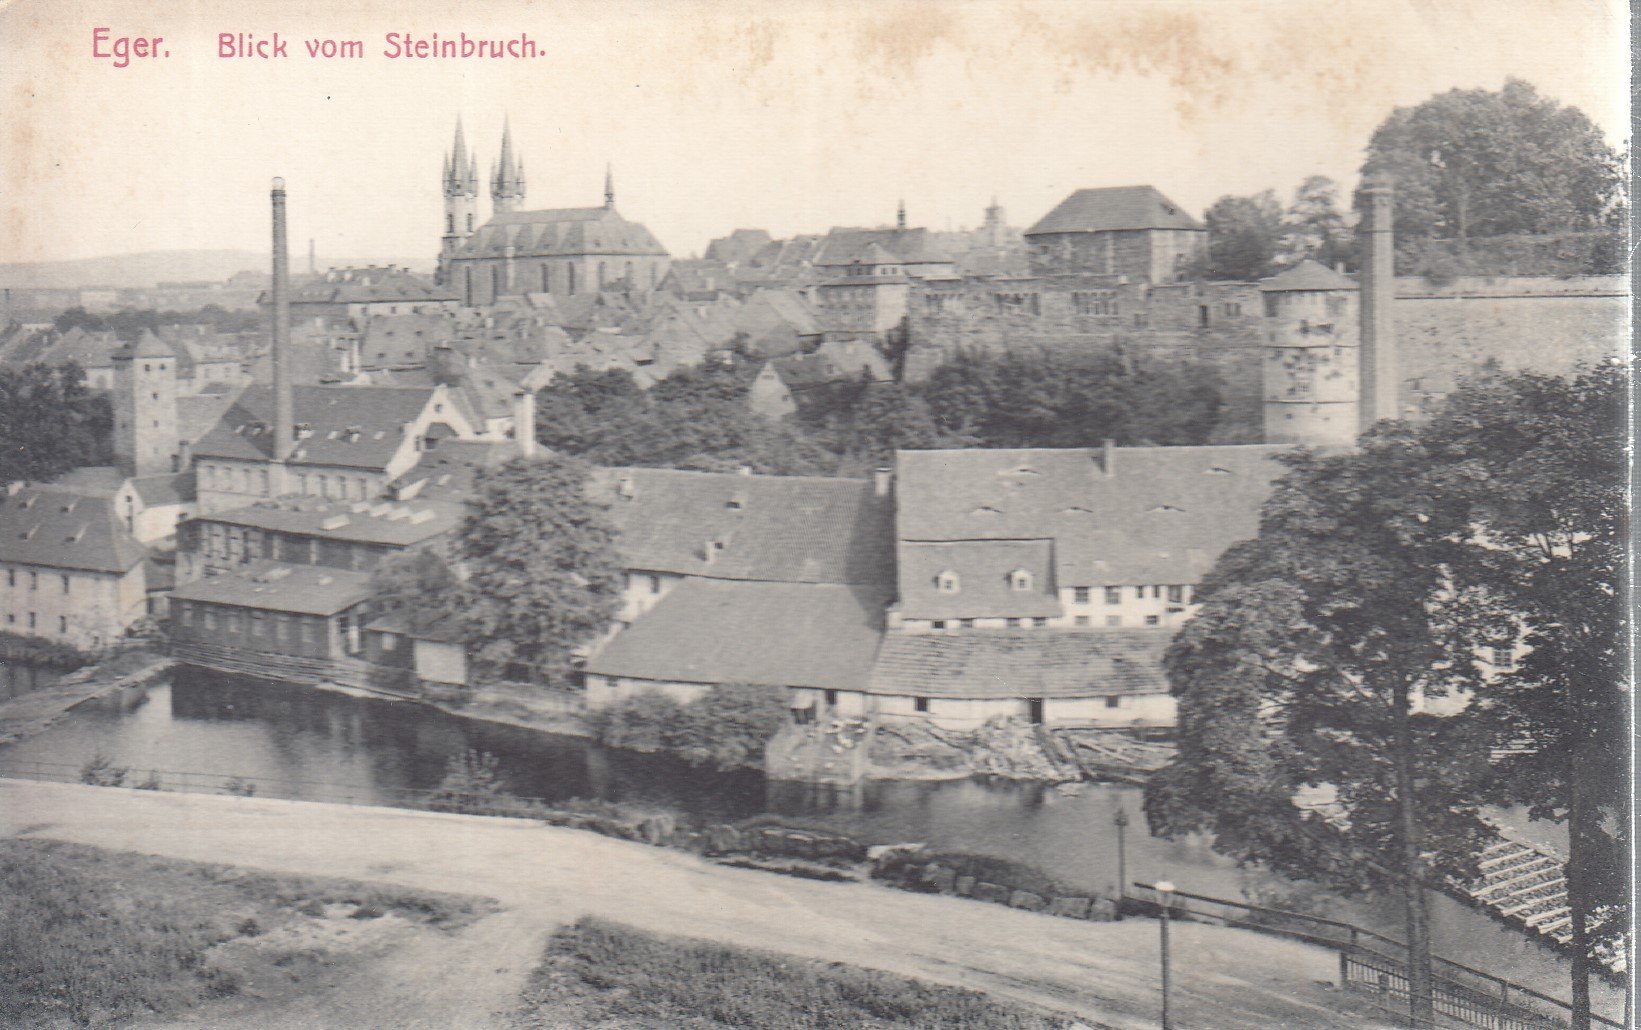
[[51, 305, 263, 339], [535, 347, 1228, 477], [0, 362, 112, 484]]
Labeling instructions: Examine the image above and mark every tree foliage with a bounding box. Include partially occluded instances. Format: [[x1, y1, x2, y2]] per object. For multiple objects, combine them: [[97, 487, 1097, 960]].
[[452, 455, 622, 685], [0, 362, 112, 484], [1279, 176, 1353, 271], [1363, 78, 1625, 241], [589, 684, 790, 771], [1200, 190, 1286, 281], [368, 549, 460, 632]]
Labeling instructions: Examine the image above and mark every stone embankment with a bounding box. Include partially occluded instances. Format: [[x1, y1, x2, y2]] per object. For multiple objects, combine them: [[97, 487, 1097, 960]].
[[869, 717, 1172, 784], [0, 650, 173, 746]]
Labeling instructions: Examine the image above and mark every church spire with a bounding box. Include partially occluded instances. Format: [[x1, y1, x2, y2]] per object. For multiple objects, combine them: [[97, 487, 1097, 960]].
[[444, 117, 477, 195], [492, 118, 525, 213], [896, 198, 907, 231], [604, 164, 615, 209]]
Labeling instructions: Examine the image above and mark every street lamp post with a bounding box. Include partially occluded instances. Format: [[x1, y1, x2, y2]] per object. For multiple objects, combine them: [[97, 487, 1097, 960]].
[[1113, 805, 1130, 920], [1156, 880, 1175, 1030]]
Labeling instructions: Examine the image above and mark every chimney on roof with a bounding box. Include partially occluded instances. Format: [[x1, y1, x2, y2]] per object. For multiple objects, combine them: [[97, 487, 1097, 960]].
[[513, 390, 537, 458], [271, 178, 295, 465], [873, 467, 892, 497], [1101, 439, 1116, 479]]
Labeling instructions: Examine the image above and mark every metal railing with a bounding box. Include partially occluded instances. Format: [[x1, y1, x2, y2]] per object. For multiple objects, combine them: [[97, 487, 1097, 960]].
[[1130, 881, 1622, 1029]]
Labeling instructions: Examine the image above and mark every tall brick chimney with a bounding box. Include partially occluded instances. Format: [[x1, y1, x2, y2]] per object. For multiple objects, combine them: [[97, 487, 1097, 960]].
[[271, 178, 295, 463], [1356, 176, 1397, 430]]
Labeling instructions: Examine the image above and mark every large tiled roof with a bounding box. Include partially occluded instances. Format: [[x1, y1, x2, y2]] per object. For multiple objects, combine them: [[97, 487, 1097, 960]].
[[895, 445, 1287, 588], [192, 384, 436, 470], [0, 487, 147, 574], [897, 540, 1061, 620], [586, 579, 888, 691], [457, 206, 668, 260], [591, 467, 895, 586], [394, 439, 523, 502], [191, 495, 464, 546], [277, 266, 457, 306], [1025, 186, 1204, 236], [169, 560, 372, 616], [867, 629, 1173, 699], [813, 228, 954, 268], [131, 472, 196, 507], [178, 389, 244, 445]]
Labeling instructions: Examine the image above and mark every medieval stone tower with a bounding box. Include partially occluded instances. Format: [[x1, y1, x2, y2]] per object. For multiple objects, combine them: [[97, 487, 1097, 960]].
[[439, 119, 480, 284], [1260, 260, 1361, 447], [112, 331, 179, 477], [491, 120, 526, 214]]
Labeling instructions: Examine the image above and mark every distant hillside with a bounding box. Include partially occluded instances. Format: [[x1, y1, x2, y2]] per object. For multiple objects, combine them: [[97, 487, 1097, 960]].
[[0, 250, 434, 289]]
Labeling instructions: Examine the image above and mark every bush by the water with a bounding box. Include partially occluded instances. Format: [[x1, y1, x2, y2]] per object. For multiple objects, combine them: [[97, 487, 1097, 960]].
[[873, 849, 1092, 901], [510, 916, 1069, 1028], [589, 683, 788, 771]]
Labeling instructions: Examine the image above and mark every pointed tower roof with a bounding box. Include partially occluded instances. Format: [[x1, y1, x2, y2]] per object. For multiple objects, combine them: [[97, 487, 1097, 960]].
[[449, 117, 471, 182], [604, 164, 616, 209]]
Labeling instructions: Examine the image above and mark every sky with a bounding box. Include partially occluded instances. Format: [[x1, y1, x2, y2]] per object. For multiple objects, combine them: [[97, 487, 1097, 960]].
[[0, 0, 1629, 266]]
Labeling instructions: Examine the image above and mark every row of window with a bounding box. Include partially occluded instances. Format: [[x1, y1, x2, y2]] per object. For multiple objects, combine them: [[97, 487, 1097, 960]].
[[177, 603, 326, 645], [3, 569, 74, 594], [926, 613, 1168, 630], [4, 612, 69, 634], [931, 576, 1191, 606]]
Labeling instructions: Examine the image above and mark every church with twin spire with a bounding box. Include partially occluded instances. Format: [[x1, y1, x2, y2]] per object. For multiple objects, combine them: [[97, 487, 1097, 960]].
[[435, 119, 670, 305]]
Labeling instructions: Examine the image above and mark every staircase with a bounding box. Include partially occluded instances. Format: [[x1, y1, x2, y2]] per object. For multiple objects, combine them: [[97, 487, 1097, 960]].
[[1464, 838, 1573, 944]]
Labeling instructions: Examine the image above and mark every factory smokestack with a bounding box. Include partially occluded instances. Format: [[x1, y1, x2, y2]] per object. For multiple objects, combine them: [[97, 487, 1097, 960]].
[[271, 178, 295, 463], [1356, 175, 1397, 430]]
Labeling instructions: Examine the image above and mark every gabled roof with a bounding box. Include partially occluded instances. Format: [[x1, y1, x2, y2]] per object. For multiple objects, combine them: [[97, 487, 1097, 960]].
[[169, 560, 372, 616], [1260, 259, 1358, 292], [192, 384, 436, 470], [178, 388, 244, 445], [867, 629, 1173, 698], [591, 467, 895, 586], [131, 472, 196, 507], [894, 445, 1286, 588], [191, 494, 464, 546], [704, 229, 775, 266], [585, 579, 888, 691], [457, 206, 668, 260], [278, 266, 457, 306], [0, 487, 147, 574], [813, 228, 955, 268], [1025, 186, 1204, 236]]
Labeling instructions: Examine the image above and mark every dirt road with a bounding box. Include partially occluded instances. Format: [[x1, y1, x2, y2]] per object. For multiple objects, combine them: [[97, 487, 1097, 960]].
[[3, 779, 1396, 1029]]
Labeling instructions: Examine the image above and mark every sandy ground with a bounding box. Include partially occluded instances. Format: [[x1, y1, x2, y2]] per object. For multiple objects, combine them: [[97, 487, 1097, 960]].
[[2, 779, 1400, 1030]]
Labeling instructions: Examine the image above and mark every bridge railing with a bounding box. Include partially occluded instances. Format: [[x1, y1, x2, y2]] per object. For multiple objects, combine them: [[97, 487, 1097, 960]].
[[1129, 881, 1622, 1030]]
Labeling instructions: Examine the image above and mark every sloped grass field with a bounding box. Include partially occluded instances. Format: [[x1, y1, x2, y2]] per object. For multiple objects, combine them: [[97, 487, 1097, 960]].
[[0, 838, 492, 1028], [511, 916, 1072, 1029]]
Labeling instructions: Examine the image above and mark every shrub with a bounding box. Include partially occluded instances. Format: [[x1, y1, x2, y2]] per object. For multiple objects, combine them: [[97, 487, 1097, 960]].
[[872, 850, 1083, 901], [79, 753, 128, 787], [590, 683, 788, 771]]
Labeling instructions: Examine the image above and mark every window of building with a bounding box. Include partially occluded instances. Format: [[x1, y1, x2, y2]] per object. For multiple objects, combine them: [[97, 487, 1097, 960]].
[[1005, 618, 1021, 628], [1167, 585, 1185, 604], [1032, 617, 1048, 627], [649, 575, 662, 595], [824, 689, 839, 708], [28, 612, 36, 629], [60, 574, 70, 594], [57, 616, 67, 635], [1072, 290, 1118, 316], [914, 697, 929, 713], [1491, 646, 1515, 670], [1105, 695, 1122, 709], [1134, 585, 1145, 600], [4, 569, 11, 587], [935, 570, 961, 593], [1073, 586, 1090, 604], [179, 604, 192, 626], [1104, 586, 1120, 605], [932, 620, 946, 630], [1074, 615, 1090, 627], [1106, 615, 1122, 627], [1008, 569, 1033, 592], [203, 609, 216, 630], [251, 611, 266, 636], [381, 632, 397, 651], [959, 619, 974, 629], [29, 571, 37, 591], [1145, 615, 1161, 626], [1221, 301, 1243, 317]]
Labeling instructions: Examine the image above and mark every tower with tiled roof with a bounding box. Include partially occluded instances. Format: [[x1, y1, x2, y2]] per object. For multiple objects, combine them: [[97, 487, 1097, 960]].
[[491, 119, 526, 214], [439, 118, 480, 284], [112, 331, 179, 477]]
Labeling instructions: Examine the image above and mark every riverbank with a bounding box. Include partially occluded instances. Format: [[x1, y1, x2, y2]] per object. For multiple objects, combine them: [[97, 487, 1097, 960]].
[[0, 778, 1398, 1029], [0, 650, 173, 746]]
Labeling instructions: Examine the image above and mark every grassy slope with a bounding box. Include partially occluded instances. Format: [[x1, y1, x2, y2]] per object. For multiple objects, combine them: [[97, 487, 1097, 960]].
[[0, 838, 492, 1028], [512, 916, 1072, 1029]]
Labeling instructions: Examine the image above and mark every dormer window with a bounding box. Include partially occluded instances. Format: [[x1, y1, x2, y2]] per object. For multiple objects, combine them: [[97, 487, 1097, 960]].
[[1008, 569, 1033, 592], [935, 570, 961, 594]]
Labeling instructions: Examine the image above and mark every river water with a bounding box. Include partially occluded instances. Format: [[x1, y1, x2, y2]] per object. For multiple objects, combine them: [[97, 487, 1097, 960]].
[[0, 665, 1613, 1015]]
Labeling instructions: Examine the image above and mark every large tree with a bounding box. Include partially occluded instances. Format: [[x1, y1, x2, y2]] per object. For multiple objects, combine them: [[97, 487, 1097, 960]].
[[0, 362, 111, 484], [1363, 78, 1624, 242], [1200, 190, 1285, 280], [1279, 176, 1353, 271], [1418, 365, 1628, 1027], [453, 455, 623, 685], [1145, 432, 1498, 1027]]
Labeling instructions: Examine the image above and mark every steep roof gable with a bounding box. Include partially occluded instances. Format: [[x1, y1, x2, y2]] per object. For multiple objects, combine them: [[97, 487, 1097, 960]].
[[1025, 186, 1204, 236]]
